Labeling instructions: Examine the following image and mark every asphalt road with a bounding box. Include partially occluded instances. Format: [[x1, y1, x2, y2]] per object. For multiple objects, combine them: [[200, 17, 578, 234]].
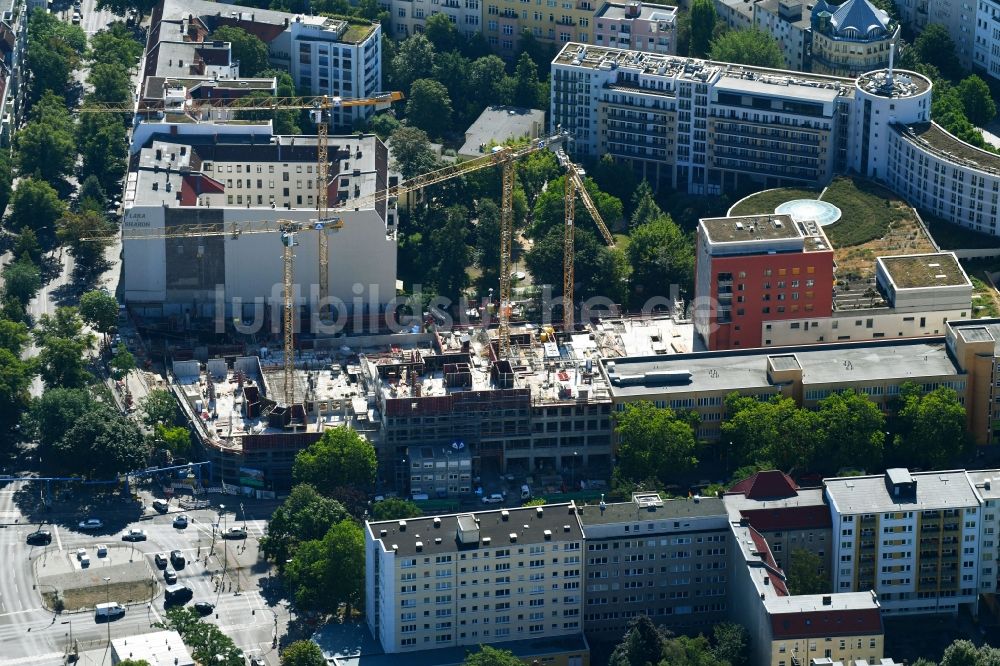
[[0, 486, 289, 666]]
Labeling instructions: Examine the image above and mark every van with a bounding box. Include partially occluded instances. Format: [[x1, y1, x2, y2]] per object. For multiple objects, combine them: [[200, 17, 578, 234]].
[[95, 602, 125, 619], [152, 499, 169, 513], [164, 584, 193, 604], [520, 484, 531, 500]]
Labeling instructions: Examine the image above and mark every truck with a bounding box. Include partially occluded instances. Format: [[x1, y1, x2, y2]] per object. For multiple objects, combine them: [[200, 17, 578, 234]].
[[95, 602, 125, 620]]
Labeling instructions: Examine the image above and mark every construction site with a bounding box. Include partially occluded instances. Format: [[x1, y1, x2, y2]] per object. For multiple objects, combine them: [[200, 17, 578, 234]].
[[168, 316, 695, 492]]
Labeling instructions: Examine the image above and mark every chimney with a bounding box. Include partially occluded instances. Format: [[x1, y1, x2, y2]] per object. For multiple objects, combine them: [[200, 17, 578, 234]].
[[822, 595, 832, 606]]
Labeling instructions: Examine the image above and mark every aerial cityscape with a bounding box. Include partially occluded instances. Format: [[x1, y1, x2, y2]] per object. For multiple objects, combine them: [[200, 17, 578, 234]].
[[4, 0, 1000, 664]]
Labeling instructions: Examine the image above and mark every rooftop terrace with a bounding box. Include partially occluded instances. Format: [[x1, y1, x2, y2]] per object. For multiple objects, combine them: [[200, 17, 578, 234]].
[[878, 252, 970, 289], [701, 214, 802, 243]]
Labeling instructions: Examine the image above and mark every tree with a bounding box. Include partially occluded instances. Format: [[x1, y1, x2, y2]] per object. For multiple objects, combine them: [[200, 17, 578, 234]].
[[0, 151, 13, 217], [613, 401, 698, 487], [77, 108, 129, 192], [390, 126, 439, 179], [285, 519, 364, 614], [721, 393, 821, 471], [891, 386, 969, 469], [116, 661, 151, 666], [904, 23, 962, 80], [87, 62, 132, 104], [0, 349, 34, 436], [155, 424, 192, 456], [13, 229, 42, 265], [371, 498, 422, 521], [957, 76, 997, 127], [26, 12, 85, 102], [815, 390, 885, 473], [431, 50, 472, 121], [78, 175, 108, 213], [58, 410, 150, 476], [79, 290, 120, 337], [609, 615, 670, 666], [941, 641, 980, 666], [512, 52, 542, 109], [140, 389, 178, 428], [712, 623, 750, 666], [627, 213, 695, 302], [212, 26, 270, 77], [293, 427, 377, 495], [530, 174, 623, 240], [786, 548, 827, 595], [281, 641, 327, 666], [33, 307, 95, 390], [406, 78, 453, 140], [469, 56, 511, 107], [8, 178, 66, 235], [474, 199, 502, 288], [95, 0, 158, 20], [462, 646, 524, 666], [429, 204, 471, 299], [2, 256, 41, 306], [89, 24, 143, 68], [15, 94, 76, 186], [28, 388, 99, 450], [525, 227, 624, 304], [424, 13, 459, 52], [689, 0, 717, 58], [0, 318, 29, 356], [156, 607, 244, 666], [260, 483, 349, 564], [390, 35, 436, 92], [517, 150, 560, 204], [109, 343, 135, 379], [709, 28, 785, 68]]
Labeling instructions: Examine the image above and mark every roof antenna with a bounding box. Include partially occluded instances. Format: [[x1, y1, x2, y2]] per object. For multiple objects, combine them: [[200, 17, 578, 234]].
[[887, 43, 894, 87]]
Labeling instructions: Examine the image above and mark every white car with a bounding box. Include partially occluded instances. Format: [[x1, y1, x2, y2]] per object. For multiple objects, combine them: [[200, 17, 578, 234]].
[[172, 514, 189, 529], [481, 493, 505, 505], [78, 518, 103, 530], [76, 548, 87, 560], [80, 554, 90, 568]]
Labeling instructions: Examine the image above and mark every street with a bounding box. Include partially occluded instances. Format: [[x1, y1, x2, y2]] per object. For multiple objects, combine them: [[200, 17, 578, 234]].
[[0, 485, 289, 666]]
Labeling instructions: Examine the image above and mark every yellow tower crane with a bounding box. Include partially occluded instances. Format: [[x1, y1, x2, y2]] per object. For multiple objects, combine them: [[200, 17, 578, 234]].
[[555, 150, 615, 331], [82, 91, 404, 314]]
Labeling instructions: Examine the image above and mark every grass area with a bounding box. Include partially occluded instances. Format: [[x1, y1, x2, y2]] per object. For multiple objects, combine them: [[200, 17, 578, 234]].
[[728, 187, 820, 216], [923, 213, 1000, 250], [820, 177, 915, 247], [971, 275, 1000, 318], [43, 579, 157, 612]]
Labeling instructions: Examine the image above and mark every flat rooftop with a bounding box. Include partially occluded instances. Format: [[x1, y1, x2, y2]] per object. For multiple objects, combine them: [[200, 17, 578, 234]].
[[459, 105, 545, 157], [894, 121, 1000, 175], [601, 338, 960, 398], [578, 495, 726, 526], [756, 0, 811, 27], [596, 1, 678, 21], [967, 469, 1000, 500], [111, 631, 194, 666], [158, 0, 375, 40], [857, 69, 932, 98], [825, 469, 980, 513], [701, 214, 801, 243], [367, 503, 583, 556], [878, 252, 971, 289]]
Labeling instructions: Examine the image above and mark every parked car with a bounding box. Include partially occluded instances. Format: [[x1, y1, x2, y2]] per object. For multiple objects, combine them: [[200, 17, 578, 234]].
[[76, 548, 87, 560], [154, 553, 168, 569], [481, 493, 504, 504], [163, 569, 177, 584], [80, 554, 90, 568], [78, 518, 103, 530], [172, 514, 189, 529], [152, 499, 169, 513], [193, 601, 214, 615], [96, 544, 108, 558], [122, 529, 147, 542], [170, 550, 185, 567], [25, 530, 51, 546], [223, 527, 247, 540]]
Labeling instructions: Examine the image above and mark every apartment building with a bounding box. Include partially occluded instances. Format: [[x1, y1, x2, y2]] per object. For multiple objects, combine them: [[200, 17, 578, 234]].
[[975, 0, 1000, 80], [121, 132, 396, 318], [810, 0, 898, 77], [381, 0, 482, 40], [967, 471, 1000, 608], [149, 0, 382, 129], [0, 0, 28, 147], [364, 504, 587, 656], [578, 492, 730, 637], [693, 214, 836, 350], [551, 44, 856, 195], [593, 1, 677, 54], [753, 0, 810, 71], [825, 468, 982, 615], [896, 0, 974, 71], [724, 471, 832, 575], [714, 0, 757, 30]]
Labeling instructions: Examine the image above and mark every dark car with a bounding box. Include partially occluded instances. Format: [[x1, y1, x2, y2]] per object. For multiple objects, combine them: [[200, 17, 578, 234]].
[[26, 530, 51, 546], [164, 569, 177, 585], [170, 550, 185, 568], [154, 553, 168, 569], [164, 584, 193, 606], [122, 529, 147, 542], [193, 601, 215, 615]]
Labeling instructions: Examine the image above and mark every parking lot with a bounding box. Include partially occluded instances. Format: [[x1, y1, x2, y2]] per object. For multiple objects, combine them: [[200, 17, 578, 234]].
[[0, 483, 289, 666]]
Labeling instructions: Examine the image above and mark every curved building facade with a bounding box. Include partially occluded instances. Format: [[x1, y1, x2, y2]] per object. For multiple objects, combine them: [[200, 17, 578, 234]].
[[810, 0, 899, 76]]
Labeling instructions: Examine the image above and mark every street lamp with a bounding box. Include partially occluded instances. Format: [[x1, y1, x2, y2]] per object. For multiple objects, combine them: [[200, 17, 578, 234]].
[[61, 619, 75, 662], [103, 577, 111, 650], [571, 451, 578, 491]]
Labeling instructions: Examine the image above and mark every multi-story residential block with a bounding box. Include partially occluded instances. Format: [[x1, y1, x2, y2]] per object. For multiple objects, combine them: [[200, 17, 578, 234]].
[[753, 0, 811, 71], [551, 44, 857, 195], [593, 1, 677, 54], [810, 0, 898, 77], [149, 0, 382, 129], [578, 492, 730, 636], [896, 0, 974, 70], [0, 0, 29, 147], [724, 471, 832, 575], [483, 0, 597, 58], [713, 0, 757, 30], [975, 0, 1000, 80], [364, 504, 586, 655], [825, 468, 982, 615], [381, 0, 483, 40], [693, 214, 836, 350]]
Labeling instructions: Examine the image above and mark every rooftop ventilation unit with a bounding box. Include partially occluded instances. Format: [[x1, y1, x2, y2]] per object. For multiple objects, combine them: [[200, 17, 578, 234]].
[[415, 541, 423, 552], [544, 529, 552, 540], [501, 510, 510, 521], [399, 520, 407, 531], [509, 533, 518, 542]]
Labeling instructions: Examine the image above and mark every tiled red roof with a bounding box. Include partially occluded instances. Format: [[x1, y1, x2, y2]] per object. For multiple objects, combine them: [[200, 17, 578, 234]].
[[748, 526, 789, 596], [770, 608, 883, 639], [741, 505, 832, 532], [729, 470, 799, 500], [215, 16, 286, 44], [179, 174, 225, 206]]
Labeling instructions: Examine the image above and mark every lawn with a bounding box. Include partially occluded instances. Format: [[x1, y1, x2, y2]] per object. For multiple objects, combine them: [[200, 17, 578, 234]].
[[43, 579, 158, 612], [971, 275, 1000, 318], [820, 177, 915, 247], [728, 187, 821, 216], [923, 213, 1000, 250]]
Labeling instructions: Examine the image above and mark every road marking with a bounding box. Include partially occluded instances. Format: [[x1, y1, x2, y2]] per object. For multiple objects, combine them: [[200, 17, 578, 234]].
[[0, 608, 40, 618], [53, 526, 62, 552], [0, 652, 64, 666]]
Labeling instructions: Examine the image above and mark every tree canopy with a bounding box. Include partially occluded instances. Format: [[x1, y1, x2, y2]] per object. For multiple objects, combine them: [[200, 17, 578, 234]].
[[79, 290, 120, 336], [406, 78, 453, 140], [260, 483, 350, 565], [709, 28, 785, 68], [292, 426, 377, 495], [15, 92, 76, 186], [371, 498, 423, 521], [614, 401, 698, 487], [155, 607, 244, 666], [890, 384, 969, 469], [462, 646, 524, 666], [140, 389, 178, 429], [786, 548, 827, 595], [212, 26, 271, 77], [390, 126, 439, 179], [689, 0, 718, 58], [281, 641, 327, 666], [285, 519, 365, 614], [8, 178, 66, 236]]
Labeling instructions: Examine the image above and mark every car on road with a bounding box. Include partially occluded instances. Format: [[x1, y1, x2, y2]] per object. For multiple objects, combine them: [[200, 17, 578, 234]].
[[163, 569, 177, 584], [78, 518, 103, 530], [193, 601, 214, 615], [95, 602, 124, 620], [71, 11, 80, 23], [154, 553, 168, 569], [164, 584, 193, 606], [26, 530, 51, 546], [152, 499, 169, 513], [76, 548, 86, 559], [96, 544, 108, 558], [481, 493, 505, 504], [223, 527, 247, 539], [80, 554, 90, 568], [122, 529, 147, 542], [172, 514, 189, 529], [170, 550, 185, 567]]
